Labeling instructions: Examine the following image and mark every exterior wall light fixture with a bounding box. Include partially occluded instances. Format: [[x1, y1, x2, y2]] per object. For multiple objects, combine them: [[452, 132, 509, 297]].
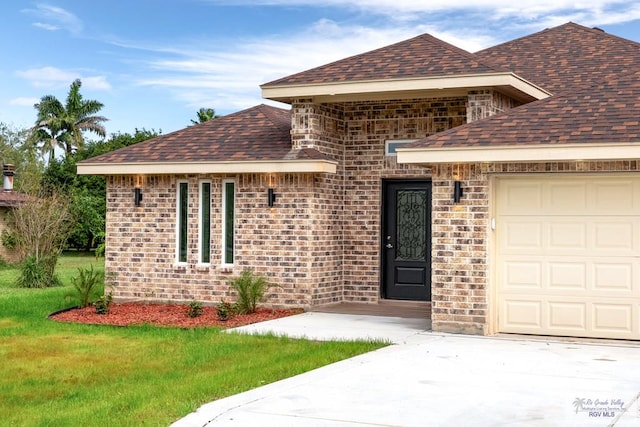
[[134, 187, 143, 207], [267, 188, 276, 207], [453, 180, 464, 203]]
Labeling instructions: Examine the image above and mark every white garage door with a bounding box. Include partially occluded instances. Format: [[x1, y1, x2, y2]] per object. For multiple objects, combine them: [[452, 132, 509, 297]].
[[496, 175, 640, 340]]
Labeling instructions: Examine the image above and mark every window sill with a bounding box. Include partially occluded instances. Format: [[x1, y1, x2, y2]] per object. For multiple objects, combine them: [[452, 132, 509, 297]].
[[196, 264, 211, 272]]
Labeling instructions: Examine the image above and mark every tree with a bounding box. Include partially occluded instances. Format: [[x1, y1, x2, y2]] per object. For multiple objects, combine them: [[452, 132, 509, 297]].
[[32, 79, 108, 161], [41, 129, 160, 251], [190, 107, 220, 125], [0, 123, 43, 194]]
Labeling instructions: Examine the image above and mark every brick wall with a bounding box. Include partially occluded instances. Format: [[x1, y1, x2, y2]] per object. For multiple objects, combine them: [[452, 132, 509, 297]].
[[467, 90, 523, 122], [0, 207, 20, 263], [106, 173, 326, 308], [341, 98, 467, 302]]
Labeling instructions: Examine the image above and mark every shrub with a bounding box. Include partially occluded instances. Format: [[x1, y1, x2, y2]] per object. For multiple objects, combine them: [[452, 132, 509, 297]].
[[16, 254, 60, 288], [216, 300, 236, 321], [228, 270, 274, 314], [1, 229, 17, 249], [94, 293, 112, 315], [67, 265, 104, 308], [187, 301, 204, 318]]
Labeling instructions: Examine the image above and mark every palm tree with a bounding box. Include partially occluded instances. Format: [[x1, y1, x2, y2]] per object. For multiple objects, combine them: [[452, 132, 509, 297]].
[[190, 107, 219, 125], [33, 79, 107, 160]]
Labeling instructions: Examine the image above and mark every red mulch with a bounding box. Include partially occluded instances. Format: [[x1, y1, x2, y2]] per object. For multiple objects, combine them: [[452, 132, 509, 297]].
[[50, 302, 303, 329]]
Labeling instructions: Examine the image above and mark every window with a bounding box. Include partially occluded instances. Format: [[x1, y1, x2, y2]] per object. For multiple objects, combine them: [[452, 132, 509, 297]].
[[199, 181, 211, 264], [222, 180, 235, 265], [176, 181, 188, 264], [385, 139, 418, 156]]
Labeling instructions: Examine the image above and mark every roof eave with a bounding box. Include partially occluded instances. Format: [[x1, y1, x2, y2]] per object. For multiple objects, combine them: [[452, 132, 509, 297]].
[[261, 72, 551, 104], [77, 159, 338, 175], [396, 142, 640, 164]]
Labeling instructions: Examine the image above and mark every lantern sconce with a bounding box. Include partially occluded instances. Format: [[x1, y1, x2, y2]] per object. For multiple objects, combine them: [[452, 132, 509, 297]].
[[267, 188, 276, 207], [453, 181, 464, 203], [134, 187, 143, 207]]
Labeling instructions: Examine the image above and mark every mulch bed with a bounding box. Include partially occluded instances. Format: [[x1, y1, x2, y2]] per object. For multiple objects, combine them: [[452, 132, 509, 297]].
[[50, 302, 303, 328]]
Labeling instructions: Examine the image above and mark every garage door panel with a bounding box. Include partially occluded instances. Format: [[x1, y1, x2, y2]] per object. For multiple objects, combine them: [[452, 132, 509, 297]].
[[549, 222, 587, 250], [593, 222, 635, 252], [502, 300, 542, 329], [548, 302, 586, 330], [548, 262, 586, 289], [503, 221, 542, 250], [592, 181, 635, 212], [501, 182, 542, 213], [504, 261, 541, 288], [593, 263, 634, 291], [496, 175, 640, 340], [592, 304, 633, 333], [547, 182, 587, 212]]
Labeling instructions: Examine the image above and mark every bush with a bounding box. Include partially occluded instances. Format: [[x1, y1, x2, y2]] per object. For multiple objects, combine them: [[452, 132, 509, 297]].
[[94, 292, 112, 315], [1, 229, 17, 249], [228, 270, 274, 314], [67, 265, 104, 308], [216, 300, 237, 321], [187, 301, 203, 318], [16, 254, 60, 288]]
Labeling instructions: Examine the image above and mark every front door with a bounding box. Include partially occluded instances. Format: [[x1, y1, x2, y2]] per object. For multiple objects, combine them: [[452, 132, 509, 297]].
[[382, 180, 431, 301]]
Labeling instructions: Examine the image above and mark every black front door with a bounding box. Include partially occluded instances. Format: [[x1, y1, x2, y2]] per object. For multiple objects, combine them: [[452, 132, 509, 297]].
[[382, 180, 431, 301]]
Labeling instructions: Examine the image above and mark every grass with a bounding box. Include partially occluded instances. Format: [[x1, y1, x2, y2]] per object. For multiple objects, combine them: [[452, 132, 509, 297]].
[[0, 252, 386, 426]]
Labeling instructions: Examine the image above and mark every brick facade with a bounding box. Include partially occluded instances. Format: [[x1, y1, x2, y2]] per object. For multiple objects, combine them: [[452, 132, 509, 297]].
[[103, 87, 640, 335], [107, 91, 596, 336]]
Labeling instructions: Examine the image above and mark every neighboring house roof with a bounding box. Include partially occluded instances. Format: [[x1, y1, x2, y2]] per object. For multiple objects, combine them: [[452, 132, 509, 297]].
[[0, 191, 29, 208], [398, 23, 640, 164], [77, 104, 337, 175], [261, 34, 549, 103]]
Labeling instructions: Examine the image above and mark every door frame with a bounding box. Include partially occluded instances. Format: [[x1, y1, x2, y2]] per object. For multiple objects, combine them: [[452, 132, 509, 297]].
[[380, 179, 432, 301]]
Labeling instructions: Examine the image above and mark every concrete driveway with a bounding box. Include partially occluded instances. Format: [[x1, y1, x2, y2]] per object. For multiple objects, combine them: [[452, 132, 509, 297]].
[[173, 313, 640, 427]]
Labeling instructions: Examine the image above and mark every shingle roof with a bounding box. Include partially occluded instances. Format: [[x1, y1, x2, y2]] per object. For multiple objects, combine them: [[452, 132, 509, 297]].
[[405, 23, 640, 152], [0, 191, 29, 207], [81, 104, 333, 165], [406, 70, 640, 149], [262, 33, 505, 87], [476, 22, 640, 95]]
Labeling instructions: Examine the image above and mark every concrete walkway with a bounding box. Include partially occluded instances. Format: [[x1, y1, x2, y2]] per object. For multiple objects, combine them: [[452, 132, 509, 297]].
[[173, 313, 640, 427]]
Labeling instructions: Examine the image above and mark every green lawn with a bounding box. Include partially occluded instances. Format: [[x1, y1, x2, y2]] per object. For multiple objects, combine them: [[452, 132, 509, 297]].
[[0, 253, 386, 426]]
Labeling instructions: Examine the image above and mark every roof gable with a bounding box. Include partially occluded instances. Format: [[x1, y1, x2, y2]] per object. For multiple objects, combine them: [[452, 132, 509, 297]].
[[263, 33, 504, 87]]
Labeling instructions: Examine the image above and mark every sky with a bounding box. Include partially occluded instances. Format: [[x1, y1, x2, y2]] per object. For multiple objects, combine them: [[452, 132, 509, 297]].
[[2, 0, 640, 138]]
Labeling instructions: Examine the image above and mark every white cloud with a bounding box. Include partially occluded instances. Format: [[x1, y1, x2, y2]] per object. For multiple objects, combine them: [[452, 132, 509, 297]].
[[32, 22, 59, 31], [16, 66, 111, 90], [9, 97, 40, 107], [82, 76, 112, 91], [131, 18, 498, 116], [22, 3, 83, 35]]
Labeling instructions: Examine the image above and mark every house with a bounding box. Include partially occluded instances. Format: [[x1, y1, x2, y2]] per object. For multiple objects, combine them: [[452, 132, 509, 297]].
[[0, 164, 29, 263], [78, 22, 640, 340]]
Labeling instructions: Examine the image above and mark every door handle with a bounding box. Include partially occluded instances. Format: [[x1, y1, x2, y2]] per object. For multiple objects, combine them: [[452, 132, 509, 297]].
[[385, 243, 393, 249]]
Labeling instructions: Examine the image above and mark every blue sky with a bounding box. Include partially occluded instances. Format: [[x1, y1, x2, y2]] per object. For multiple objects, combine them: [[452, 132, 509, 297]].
[[2, 1, 640, 137]]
